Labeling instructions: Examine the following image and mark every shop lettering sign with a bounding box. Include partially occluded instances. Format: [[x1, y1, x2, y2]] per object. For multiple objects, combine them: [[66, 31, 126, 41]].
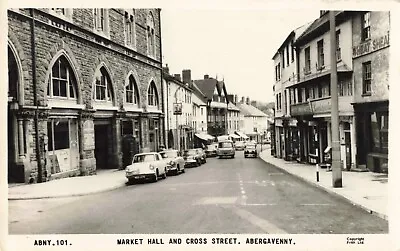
[[352, 32, 390, 58]]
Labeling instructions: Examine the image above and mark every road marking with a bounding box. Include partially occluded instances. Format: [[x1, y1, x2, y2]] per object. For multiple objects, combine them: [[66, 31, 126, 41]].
[[194, 197, 237, 205], [242, 203, 278, 206], [300, 203, 332, 206], [241, 190, 246, 195], [227, 206, 288, 234]]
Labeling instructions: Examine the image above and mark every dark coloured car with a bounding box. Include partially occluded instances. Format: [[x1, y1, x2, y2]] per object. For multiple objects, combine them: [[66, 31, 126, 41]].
[[183, 149, 202, 167], [195, 148, 207, 164], [217, 140, 235, 159]]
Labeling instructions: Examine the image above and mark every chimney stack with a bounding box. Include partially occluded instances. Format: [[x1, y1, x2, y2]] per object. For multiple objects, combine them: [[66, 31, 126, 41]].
[[182, 69, 191, 84], [246, 97, 250, 105], [241, 96, 245, 103], [162, 64, 170, 74], [174, 74, 181, 81], [251, 100, 257, 107], [204, 74, 209, 79], [234, 95, 238, 104]]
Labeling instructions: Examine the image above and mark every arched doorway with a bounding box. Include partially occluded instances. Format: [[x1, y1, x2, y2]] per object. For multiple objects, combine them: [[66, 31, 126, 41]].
[[8, 45, 24, 182]]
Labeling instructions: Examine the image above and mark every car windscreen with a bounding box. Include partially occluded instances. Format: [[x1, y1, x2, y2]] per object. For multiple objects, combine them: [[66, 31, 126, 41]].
[[133, 154, 156, 163], [218, 142, 233, 148], [246, 144, 256, 149], [160, 151, 178, 158]]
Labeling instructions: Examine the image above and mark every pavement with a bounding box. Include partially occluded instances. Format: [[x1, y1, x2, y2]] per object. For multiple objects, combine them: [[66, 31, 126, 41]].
[[8, 147, 388, 222], [8, 169, 127, 200], [258, 147, 388, 220]]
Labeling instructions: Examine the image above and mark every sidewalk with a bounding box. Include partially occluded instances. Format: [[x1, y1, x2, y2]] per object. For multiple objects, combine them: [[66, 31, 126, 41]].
[[8, 169, 127, 200], [259, 149, 388, 220]]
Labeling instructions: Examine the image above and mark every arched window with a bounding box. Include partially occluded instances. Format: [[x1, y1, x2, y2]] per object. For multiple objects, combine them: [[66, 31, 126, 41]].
[[8, 46, 19, 101], [47, 55, 77, 99], [126, 75, 139, 105], [147, 81, 158, 107], [147, 12, 155, 57], [93, 67, 113, 102]]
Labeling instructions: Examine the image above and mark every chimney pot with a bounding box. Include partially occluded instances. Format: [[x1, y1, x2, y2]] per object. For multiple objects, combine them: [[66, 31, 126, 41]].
[[204, 74, 209, 79], [182, 69, 191, 84], [174, 74, 181, 81]]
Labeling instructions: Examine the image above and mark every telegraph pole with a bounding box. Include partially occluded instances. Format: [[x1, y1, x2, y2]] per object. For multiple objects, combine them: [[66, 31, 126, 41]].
[[330, 11, 342, 187]]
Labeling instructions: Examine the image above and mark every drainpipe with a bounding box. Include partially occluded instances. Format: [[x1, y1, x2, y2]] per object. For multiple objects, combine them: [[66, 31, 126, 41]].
[[158, 8, 166, 148], [30, 9, 43, 183]]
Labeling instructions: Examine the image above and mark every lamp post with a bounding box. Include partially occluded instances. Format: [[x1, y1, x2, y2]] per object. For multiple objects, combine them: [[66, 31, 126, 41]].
[[174, 85, 184, 152]]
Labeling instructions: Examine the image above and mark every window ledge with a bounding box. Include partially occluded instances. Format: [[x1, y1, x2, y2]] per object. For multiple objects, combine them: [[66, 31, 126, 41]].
[[362, 92, 372, 97]]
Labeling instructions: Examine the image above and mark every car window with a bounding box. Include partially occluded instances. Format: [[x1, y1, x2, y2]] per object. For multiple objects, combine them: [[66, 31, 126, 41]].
[[133, 154, 156, 163], [246, 144, 256, 149], [218, 142, 233, 148]]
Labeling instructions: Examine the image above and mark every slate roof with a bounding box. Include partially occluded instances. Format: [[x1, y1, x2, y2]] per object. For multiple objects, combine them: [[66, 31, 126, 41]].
[[193, 78, 228, 104], [227, 102, 240, 111], [237, 103, 267, 117]]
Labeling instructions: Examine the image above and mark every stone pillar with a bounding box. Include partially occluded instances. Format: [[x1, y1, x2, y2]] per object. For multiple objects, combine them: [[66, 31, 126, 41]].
[[113, 116, 123, 169], [17, 118, 25, 157], [141, 114, 150, 152], [350, 116, 357, 170], [79, 110, 96, 175], [327, 121, 332, 147], [339, 122, 345, 169]]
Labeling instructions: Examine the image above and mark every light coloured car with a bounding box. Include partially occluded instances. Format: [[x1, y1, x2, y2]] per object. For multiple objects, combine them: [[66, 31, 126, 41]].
[[234, 141, 245, 151], [205, 143, 218, 157], [160, 149, 185, 175], [125, 152, 168, 184], [195, 148, 207, 164], [244, 143, 258, 158], [217, 140, 235, 159]]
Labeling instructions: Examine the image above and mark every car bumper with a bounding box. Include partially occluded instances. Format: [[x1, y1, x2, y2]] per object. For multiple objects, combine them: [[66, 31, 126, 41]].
[[205, 152, 216, 157], [235, 147, 245, 151], [217, 152, 235, 157], [126, 173, 155, 180], [184, 159, 198, 167], [244, 152, 257, 157]]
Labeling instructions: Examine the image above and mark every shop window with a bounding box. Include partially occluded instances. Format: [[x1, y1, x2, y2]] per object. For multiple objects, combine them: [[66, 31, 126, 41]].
[[48, 121, 69, 151], [47, 56, 77, 99], [371, 112, 389, 153]]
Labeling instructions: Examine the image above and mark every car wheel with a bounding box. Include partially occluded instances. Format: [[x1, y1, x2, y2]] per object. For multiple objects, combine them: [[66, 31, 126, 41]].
[[153, 170, 159, 182], [232, 155, 235, 158], [196, 160, 201, 167], [182, 167, 185, 173], [176, 165, 180, 175], [163, 168, 167, 179]]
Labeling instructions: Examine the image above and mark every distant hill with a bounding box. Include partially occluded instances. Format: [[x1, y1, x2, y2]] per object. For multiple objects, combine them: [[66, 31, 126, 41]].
[[255, 101, 275, 118]]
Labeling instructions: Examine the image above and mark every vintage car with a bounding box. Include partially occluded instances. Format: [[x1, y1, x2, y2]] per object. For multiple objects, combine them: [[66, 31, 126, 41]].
[[125, 152, 168, 183], [205, 143, 218, 157], [160, 149, 185, 175], [195, 148, 207, 164], [244, 143, 258, 158], [217, 140, 235, 159], [234, 141, 246, 151], [183, 149, 202, 167]]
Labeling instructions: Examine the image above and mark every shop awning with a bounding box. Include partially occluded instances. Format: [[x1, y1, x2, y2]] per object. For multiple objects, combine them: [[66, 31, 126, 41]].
[[235, 131, 249, 139], [229, 134, 240, 139], [195, 133, 214, 141]]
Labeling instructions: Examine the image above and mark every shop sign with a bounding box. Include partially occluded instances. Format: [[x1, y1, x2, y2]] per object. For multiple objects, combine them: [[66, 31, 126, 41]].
[[352, 32, 390, 58]]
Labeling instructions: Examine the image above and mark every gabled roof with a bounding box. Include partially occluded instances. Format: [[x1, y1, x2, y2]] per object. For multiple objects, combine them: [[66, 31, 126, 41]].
[[193, 78, 229, 104], [191, 81, 208, 104], [228, 102, 240, 111], [272, 22, 313, 60], [237, 103, 268, 117]]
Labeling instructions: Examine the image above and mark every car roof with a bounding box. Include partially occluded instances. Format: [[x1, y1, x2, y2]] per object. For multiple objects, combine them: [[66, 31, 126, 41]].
[[135, 152, 158, 156], [161, 149, 178, 152]]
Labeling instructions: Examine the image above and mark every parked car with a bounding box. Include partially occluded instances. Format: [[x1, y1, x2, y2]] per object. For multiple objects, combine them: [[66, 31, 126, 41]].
[[205, 143, 218, 157], [195, 148, 207, 163], [234, 141, 246, 151], [244, 143, 258, 158], [183, 149, 202, 167], [125, 152, 168, 184], [217, 140, 235, 158], [160, 149, 185, 175]]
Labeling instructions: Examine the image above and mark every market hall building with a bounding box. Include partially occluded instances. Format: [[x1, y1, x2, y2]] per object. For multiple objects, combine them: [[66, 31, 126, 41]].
[[7, 8, 164, 183]]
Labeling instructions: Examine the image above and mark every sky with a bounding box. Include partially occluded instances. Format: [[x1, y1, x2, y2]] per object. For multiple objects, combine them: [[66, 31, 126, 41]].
[[161, 8, 319, 103]]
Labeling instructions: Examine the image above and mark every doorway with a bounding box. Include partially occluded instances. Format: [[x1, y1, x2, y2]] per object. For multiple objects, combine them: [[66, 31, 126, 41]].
[[94, 123, 111, 169], [344, 122, 352, 170]]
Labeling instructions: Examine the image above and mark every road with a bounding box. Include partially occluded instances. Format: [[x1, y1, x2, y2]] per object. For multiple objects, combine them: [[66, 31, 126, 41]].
[[9, 146, 388, 234]]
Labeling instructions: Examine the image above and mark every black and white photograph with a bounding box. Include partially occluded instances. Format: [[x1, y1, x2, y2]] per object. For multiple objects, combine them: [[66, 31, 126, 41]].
[[1, 1, 399, 250]]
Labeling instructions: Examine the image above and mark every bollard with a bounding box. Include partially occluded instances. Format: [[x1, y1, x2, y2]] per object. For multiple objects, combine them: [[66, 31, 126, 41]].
[[316, 163, 320, 182]]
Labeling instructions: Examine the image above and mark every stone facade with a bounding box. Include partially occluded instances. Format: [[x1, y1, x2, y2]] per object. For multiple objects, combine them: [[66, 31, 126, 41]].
[[7, 8, 164, 183]]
